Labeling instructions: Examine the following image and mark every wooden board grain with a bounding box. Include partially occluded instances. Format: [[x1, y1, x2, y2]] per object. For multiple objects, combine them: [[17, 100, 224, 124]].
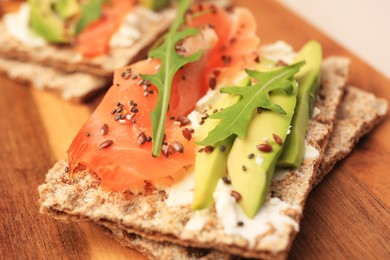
[[0, 1, 389, 259]]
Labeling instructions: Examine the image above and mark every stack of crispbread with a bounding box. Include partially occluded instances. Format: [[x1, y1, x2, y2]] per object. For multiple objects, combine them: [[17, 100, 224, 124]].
[[0, 4, 175, 102], [38, 55, 387, 259]]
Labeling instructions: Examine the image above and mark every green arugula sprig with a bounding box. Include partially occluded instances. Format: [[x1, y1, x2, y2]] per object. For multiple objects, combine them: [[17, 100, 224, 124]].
[[142, 0, 202, 156], [198, 62, 304, 146]]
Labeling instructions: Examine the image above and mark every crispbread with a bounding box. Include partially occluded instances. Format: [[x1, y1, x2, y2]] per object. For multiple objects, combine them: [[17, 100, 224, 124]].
[[38, 84, 387, 260], [0, 7, 175, 77], [0, 57, 108, 102], [98, 86, 387, 259], [38, 56, 360, 259]]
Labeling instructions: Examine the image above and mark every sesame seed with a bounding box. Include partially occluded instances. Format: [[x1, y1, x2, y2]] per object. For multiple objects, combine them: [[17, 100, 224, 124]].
[[222, 176, 231, 184], [119, 119, 126, 124], [137, 132, 146, 145], [173, 141, 184, 153]]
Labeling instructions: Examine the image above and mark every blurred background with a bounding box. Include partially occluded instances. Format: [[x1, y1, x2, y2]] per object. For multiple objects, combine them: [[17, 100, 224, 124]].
[[278, 0, 390, 79], [1, 0, 389, 78]]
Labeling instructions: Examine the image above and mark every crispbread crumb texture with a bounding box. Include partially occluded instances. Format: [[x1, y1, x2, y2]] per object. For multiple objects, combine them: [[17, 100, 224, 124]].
[[38, 56, 354, 259], [0, 58, 108, 102]]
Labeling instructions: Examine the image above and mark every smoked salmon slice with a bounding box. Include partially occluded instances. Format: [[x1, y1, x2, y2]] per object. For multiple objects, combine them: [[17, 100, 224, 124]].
[[68, 4, 261, 193]]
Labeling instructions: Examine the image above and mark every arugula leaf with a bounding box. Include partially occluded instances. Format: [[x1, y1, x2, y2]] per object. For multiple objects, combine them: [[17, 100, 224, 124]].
[[142, 0, 202, 156], [198, 62, 304, 146], [75, 0, 105, 34]]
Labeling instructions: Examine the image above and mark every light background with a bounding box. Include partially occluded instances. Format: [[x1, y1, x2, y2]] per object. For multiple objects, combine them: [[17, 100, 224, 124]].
[[277, 0, 390, 79]]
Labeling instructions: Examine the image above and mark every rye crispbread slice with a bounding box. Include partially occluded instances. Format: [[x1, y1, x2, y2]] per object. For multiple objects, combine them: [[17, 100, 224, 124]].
[[38, 56, 355, 259], [0, 6, 175, 77], [96, 86, 387, 260], [0, 5, 174, 101], [0, 57, 108, 102], [38, 85, 388, 260]]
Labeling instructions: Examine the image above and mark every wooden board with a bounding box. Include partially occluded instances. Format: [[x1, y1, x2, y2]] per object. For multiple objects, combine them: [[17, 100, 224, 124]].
[[0, 1, 389, 259]]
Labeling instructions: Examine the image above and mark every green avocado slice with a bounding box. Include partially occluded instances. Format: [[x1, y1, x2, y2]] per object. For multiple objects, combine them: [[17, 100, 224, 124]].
[[139, 0, 170, 11], [29, 0, 73, 43], [192, 76, 251, 210], [228, 78, 298, 218], [277, 40, 322, 168]]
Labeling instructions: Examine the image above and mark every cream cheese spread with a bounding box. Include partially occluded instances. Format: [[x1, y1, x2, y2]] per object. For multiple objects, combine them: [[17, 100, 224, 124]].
[[260, 40, 296, 64], [213, 180, 300, 249], [109, 7, 171, 48], [4, 4, 47, 47]]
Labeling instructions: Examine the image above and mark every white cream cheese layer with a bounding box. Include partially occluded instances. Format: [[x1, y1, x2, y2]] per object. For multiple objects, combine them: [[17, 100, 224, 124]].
[[164, 171, 195, 207], [214, 180, 300, 249], [4, 4, 47, 47], [260, 40, 296, 64], [109, 7, 172, 48]]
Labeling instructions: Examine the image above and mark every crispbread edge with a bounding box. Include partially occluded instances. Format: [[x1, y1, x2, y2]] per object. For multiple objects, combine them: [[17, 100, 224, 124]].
[[0, 57, 109, 102], [39, 56, 353, 259]]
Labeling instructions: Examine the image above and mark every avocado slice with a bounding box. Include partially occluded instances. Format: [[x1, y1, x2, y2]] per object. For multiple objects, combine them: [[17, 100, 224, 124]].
[[75, 0, 105, 34], [139, 0, 170, 11], [29, 0, 73, 43], [228, 80, 298, 218], [54, 0, 80, 20], [277, 40, 322, 168], [192, 76, 250, 210]]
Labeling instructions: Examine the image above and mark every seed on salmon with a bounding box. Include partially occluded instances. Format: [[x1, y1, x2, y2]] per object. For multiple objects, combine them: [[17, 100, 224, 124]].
[[222, 55, 231, 65], [209, 77, 217, 89], [137, 132, 147, 145], [173, 141, 184, 153], [98, 140, 113, 150], [177, 116, 191, 127], [213, 69, 220, 77], [277, 60, 288, 66], [162, 145, 175, 158], [100, 123, 109, 135], [182, 127, 192, 141]]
